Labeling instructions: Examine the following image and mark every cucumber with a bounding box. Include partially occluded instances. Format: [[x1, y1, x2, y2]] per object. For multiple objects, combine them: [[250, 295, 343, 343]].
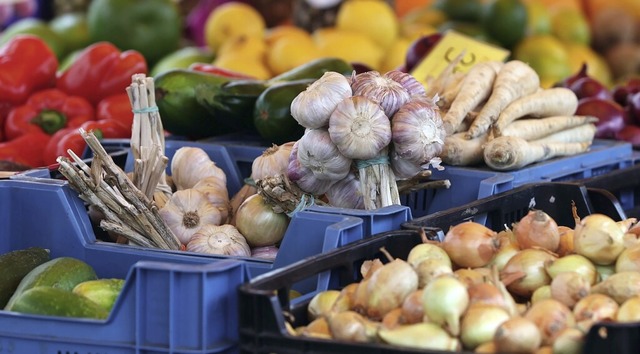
[[0, 247, 50, 308], [4, 257, 98, 310], [267, 57, 353, 84], [10, 286, 109, 319], [253, 79, 313, 144], [73, 278, 125, 312]]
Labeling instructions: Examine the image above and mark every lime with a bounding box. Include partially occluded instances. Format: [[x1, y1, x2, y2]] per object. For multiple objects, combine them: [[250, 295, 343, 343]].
[[433, 0, 484, 22], [551, 8, 591, 45], [49, 12, 91, 54], [481, 0, 528, 49]]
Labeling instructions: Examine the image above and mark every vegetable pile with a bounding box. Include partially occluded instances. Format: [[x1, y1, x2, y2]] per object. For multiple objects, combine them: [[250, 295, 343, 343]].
[[433, 59, 598, 170], [291, 208, 640, 353]]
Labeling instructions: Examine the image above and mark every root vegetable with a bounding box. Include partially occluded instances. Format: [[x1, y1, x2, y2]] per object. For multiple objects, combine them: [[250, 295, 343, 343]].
[[574, 214, 625, 265], [500, 248, 557, 298], [438, 71, 466, 111], [524, 298, 575, 346], [572, 293, 619, 331], [378, 322, 461, 351], [492, 88, 579, 136], [441, 132, 489, 166], [498, 115, 598, 141], [617, 296, 640, 322], [422, 275, 469, 336], [590, 271, 640, 304], [442, 61, 503, 135], [460, 303, 510, 350], [466, 60, 540, 139], [442, 221, 499, 268], [494, 316, 542, 354], [550, 271, 590, 308], [513, 210, 560, 252], [531, 124, 596, 144], [483, 136, 591, 171]]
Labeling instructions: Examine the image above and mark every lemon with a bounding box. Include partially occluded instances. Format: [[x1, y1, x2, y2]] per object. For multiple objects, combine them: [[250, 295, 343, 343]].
[[381, 37, 413, 72], [313, 28, 384, 70], [481, 0, 528, 49], [564, 43, 613, 87], [267, 33, 322, 75], [514, 35, 571, 88], [217, 35, 267, 61], [335, 0, 399, 49], [551, 8, 590, 45], [524, 0, 551, 35], [213, 54, 272, 80], [204, 2, 266, 54]]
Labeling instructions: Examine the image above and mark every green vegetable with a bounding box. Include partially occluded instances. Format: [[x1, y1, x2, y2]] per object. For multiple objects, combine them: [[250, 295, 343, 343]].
[[0, 247, 50, 308], [10, 286, 109, 319], [5, 257, 98, 311], [73, 278, 125, 312], [268, 57, 354, 84]]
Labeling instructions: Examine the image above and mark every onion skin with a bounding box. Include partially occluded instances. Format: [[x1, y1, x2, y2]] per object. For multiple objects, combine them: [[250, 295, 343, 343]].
[[545, 254, 598, 285], [467, 283, 508, 310], [308, 290, 341, 321], [493, 316, 542, 354], [460, 304, 510, 350], [414, 258, 452, 288], [299, 317, 332, 339], [501, 248, 557, 298], [326, 310, 379, 343], [364, 259, 419, 320], [454, 268, 492, 288], [489, 235, 519, 272], [556, 226, 575, 256], [550, 271, 590, 308], [531, 285, 552, 304], [524, 299, 576, 346], [442, 222, 499, 268], [573, 214, 625, 265], [406, 243, 451, 268], [378, 322, 461, 351], [514, 210, 560, 252], [401, 289, 424, 324], [615, 243, 640, 273], [616, 296, 640, 322], [422, 275, 469, 336], [590, 271, 640, 304], [572, 293, 619, 332], [551, 327, 584, 354]]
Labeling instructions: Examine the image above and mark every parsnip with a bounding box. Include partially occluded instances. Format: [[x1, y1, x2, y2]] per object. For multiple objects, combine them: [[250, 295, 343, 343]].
[[441, 132, 489, 166], [498, 115, 598, 141], [492, 88, 579, 136], [483, 136, 591, 171], [437, 71, 466, 110], [531, 124, 597, 144], [466, 60, 540, 139], [442, 61, 503, 135]]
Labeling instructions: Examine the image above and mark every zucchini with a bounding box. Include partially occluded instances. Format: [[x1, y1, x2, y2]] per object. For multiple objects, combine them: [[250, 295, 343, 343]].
[[73, 278, 125, 312], [267, 57, 353, 84], [10, 286, 109, 319], [253, 79, 313, 144], [4, 257, 98, 310], [0, 247, 50, 308]]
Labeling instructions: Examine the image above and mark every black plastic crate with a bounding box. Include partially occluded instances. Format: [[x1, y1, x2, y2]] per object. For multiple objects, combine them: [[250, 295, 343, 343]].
[[238, 182, 632, 354]]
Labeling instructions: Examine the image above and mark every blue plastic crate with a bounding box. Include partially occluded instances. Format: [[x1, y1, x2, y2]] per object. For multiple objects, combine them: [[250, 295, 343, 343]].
[[0, 178, 364, 353]]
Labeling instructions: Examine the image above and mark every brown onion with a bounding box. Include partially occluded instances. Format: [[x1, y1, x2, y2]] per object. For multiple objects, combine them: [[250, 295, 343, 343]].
[[235, 194, 289, 247], [545, 254, 598, 285], [615, 243, 640, 273], [442, 222, 500, 268], [550, 271, 590, 308], [531, 285, 551, 304], [534, 346, 553, 354], [489, 235, 519, 272], [308, 290, 341, 321], [493, 316, 542, 354], [551, 327, 584, 354], [595, 264, 615, 282], [378, 322, 461, 351], [556, 226, 575, 256], [474, 341, 497, 353], [524, 298, 575, 346], [467, 282, 508, 310], [364, 259, 419, 320], [573, 293, 619, 332], [381, 307, 404, 329], [401, 289, 424, 324], [414, 258, 453, 288], [573, 214, 625, 265], [422, 275, 469, 336], [455, 268, 492, 287], [326, 310, 379, 342], [406, 243, 451, 268], [298, 317, 332, 339], [616, 296, 640, 322], [332, 283, 358, 313], [514, 210, 560, 252], [501, 248, 557, 298], [460, 303, 510, 350], [590, 271, 640, 304]]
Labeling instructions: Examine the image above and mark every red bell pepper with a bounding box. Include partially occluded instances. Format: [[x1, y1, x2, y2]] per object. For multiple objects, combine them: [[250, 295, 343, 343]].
[[189, 62, 257, 79], [96, 93, 135, 132], [0, 131, 50, 167], [56, 42, 148, 105], [4, 88, 95, 141], [0, 35, 58, 107]]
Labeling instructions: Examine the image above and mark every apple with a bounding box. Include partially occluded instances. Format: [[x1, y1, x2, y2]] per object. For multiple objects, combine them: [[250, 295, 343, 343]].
[[405, 32, 443, 73], [575, 97, 627, 139]]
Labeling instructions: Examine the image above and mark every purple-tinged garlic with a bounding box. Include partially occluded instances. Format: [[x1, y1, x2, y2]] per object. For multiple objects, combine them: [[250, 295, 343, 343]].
[[385, 70, 426, 97], [171, 147, 227, 190], [351, 70, 411, 118], [193, 176, 230, 224], [159, 189, 222, 245], [325, 173, 364, 209], [287, 140, 335, 195], [389, 147, 424, 180], [328, 96, 392, 160], [251, 142, 295, 180], [291, 71, 353, 129], [296, 128, 352, 181], [391, 96, 446, 164], [186, 224, 251, 257]]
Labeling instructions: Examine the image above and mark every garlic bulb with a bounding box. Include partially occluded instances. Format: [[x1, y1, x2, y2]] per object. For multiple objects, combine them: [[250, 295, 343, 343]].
[[159, 189, 223, 245], [171, 147, 227, 190], [296, 128, 352, 181], [390, 147, 424, 180], [287, 140, 335, 195], [329, 95, 392, 160], [325, 173, 364, 209], [384, 70, 426, 97], [193, 176, 230, 223], [351, 70, 411, 118], [291, 71, 353, 129], [251, 142, 295, 180], [391, 96, 445, 164], [186, 224, 251, 257]]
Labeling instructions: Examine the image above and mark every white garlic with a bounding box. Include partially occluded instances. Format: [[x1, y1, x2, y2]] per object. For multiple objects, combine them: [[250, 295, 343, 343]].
[[290, 71, 353, 129], [325, 173, 365, 209], [391, 96, 446, 164], [296, 128, 352, 181], [287, 140, 335, 195], [159, 189, 222, 245], [186, 224, 251, 257], [385, 70, 426, 96], [351, 70, 411, 117], [171, 147, 227, 190], [251, 142, 295, 180], [328, 95, 392, 160], [193, 176, 230, 224]]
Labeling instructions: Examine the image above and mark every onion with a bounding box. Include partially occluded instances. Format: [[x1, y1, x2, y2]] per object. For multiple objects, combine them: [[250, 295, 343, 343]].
[[616, 296, 640, 322], [590, 271, 640, 304], [493, 316, 542, 354], [363, 259, 419, 320], [513, 210, 560, 252], [489, 235, 519, 272], [460, 303, 510, 350], [551, 327, 584, 354], [442, 222, 500, 268], [500, 248, 557, 298], [573, 293, 619, 331], [475, 341, 497, 353], [615, 243, 640, 273], [381, 308, 404, 329], [401, 289, 424, 324], [454, 268, 491, 287], [414, 258, 452, 288], [556, 226, 575, 256], [524, 299, 575, 346], [534, 346, 553, 354], [550, 271, 590, 308], [406, 243, 451, 268], [573, 214, 625, 265], [595, 264, 615, 282], [308, 290, 341, 321], [235, 194, 289, 247], [378, 322, 461, 351], [332, 283, 358, 313], [422, 275, 469, 336], [299, 317, 331, 339], [467, 283, 508, 310], [545, 254, 598, 285], [326, 310, 379, 342], [531, 285, 551, 304]]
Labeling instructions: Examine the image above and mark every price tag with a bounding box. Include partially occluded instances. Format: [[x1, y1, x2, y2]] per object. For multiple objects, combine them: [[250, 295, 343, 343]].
[[410, 30, 510, 87]]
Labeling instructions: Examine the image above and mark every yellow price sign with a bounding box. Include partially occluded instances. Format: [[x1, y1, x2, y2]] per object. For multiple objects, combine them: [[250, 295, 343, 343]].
[[410, 31, 510, 87]]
